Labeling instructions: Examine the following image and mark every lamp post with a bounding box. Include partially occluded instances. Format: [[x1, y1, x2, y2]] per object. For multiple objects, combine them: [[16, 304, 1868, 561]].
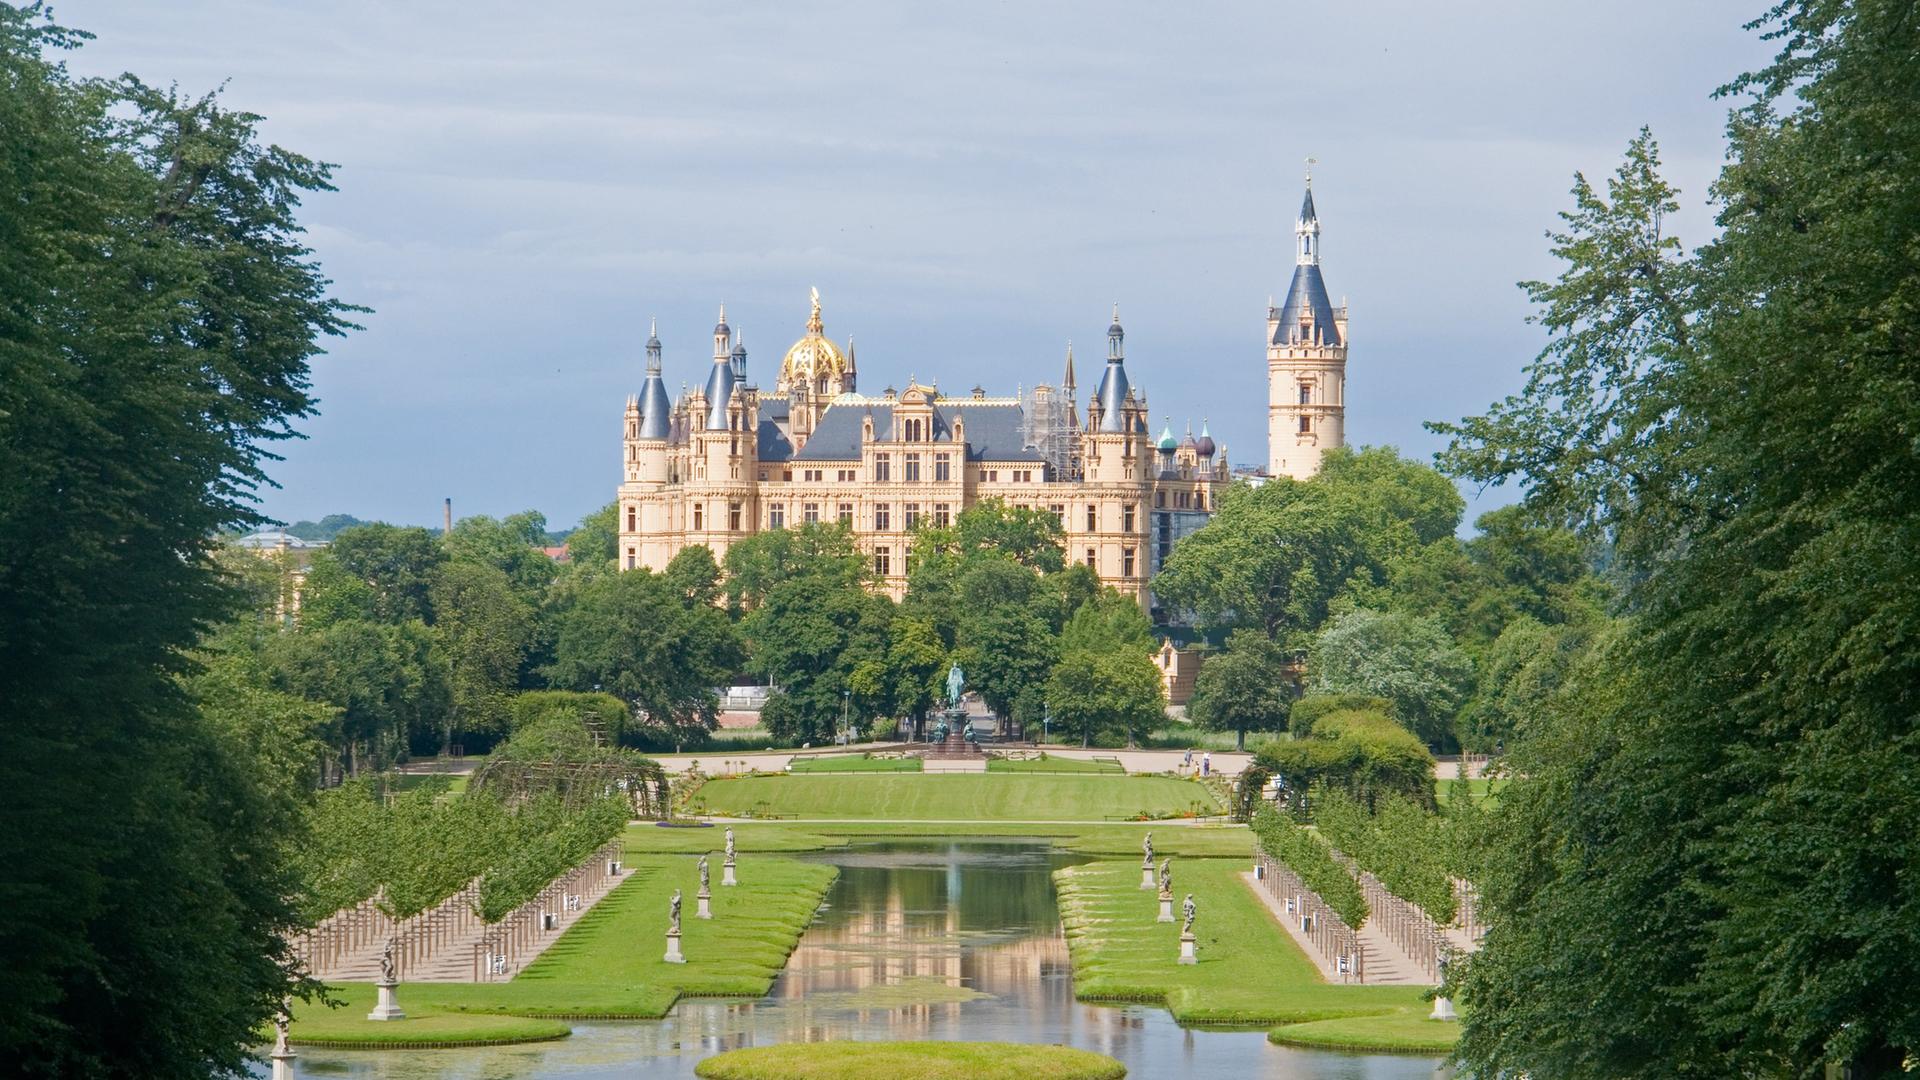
[[841, 689, 851, 745]]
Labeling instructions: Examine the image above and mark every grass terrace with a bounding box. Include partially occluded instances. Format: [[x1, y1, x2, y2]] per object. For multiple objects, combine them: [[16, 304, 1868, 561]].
[[685, 773, 1219, 821], [1054, 857, 1458, 1053], [786, 754, 922, 774], [986, 754, 1126, 774]]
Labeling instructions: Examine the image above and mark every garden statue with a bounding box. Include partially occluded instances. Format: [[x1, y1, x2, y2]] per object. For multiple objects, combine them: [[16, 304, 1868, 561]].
[[1141, 831, 1158, 888], [1159, 858, 1172, 895], [670, 889, 683, 933], [1177, 893, 1199, 964], [946, 662, 965, 707], [698, 854, 710, 892], [366, 937, 407, 1020], [1182, 893, 1197, 935], [379, 938, 396, 984], [1143, 831, 1154, 866], [724, 828, 736, 863]]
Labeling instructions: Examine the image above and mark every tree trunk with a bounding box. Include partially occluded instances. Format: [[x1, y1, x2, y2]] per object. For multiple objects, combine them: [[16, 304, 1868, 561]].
[[1236, 728, 1246, 751]]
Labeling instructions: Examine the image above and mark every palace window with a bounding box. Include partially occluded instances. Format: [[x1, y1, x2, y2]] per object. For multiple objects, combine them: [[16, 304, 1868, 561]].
[[803, 468, 824, 482], [875, 547, 891, 576], [1049, 503, 1065, 526], [874, 504, 891, 530], [759, 469, 768, 481], [934, 453, 951, 481], [804, 502, 820, 524], [905, 503, 920, 528], [985, 470, 998, 482], [1123, 547, 1136, 576], [1123, 503, 1136, 532], [1155, 491, 1166, 508], [874, 454, 891, 482], [769, 503, 786, 529], [1299, 415, 1312, 434], [693, 504, 704, 530], [905, 454, 921, 482], [782, 468, 793, 481], [838, 469, 856, 482], [934, 503, 951, 527], [626, 548, 636, 570], [1086, 505, 1098, 531], [838, 502, 853, 525], [1085, 548, 1098, 572], [729, 502, 742, 530], [626, 506, 636, 531], [1014, 469, 1034, 482], [1299, 383, 1312, 405]]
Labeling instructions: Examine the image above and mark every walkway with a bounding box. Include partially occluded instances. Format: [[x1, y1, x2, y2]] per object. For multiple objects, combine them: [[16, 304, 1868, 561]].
[[1240, 870, 1431, 986]]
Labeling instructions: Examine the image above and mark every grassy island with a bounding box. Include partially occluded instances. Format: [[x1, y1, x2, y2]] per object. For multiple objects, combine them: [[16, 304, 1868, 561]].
[[1054, 858, 1458, 1054], [693, 1041, 1128, 1079]]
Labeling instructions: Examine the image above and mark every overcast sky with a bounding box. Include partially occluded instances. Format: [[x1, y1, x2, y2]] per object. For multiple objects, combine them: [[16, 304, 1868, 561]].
[[63, 2, 1771, 533]]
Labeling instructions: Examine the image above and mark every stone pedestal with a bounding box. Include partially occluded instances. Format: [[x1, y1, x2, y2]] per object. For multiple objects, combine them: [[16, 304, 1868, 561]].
[[1429, 996, 1457, 1021], [1157, 893, 1174, 923], [664, 930, 685, 964], [270, 1049, 296, 1080], [696, 887, 712, 919], [366, 981, 406, 1021], [722, 861, 737, 887], [1141, 865, 1157, 889], [1178, 932, 1197, 965]]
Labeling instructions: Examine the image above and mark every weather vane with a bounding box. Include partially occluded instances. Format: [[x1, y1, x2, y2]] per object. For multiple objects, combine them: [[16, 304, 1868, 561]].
[[1305, 156, 1318, 184]]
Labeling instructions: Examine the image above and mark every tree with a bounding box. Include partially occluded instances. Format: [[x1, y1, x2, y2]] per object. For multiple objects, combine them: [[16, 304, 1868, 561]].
[[263, 620, 449, 771], [0, 7, 357, 1072], [443, 511, 557, 602], [546, 567, 741, 748], [887, 614, 948, 739], [429, 561, 533, 752], [1044, 647, 1164, 748], [1445, 9, 1920, 1071], [1309, 609, 1473, 748], [565, 502, 619, 568], [323, 523, 446, 624], [1188, 630, 1294, 750]]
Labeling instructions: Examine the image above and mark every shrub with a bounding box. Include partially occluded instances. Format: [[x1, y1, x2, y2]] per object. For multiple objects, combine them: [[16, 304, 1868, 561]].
[[1289, 694, 1394, 738], [1250, 805, 1368, 928]]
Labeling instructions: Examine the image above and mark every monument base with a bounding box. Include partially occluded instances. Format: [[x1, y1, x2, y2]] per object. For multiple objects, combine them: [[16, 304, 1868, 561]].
[[1178, 934, 1197, 965], [366, 982, 406, 1021], [697, 889, 712, 919], [722, 863, 737, 887], [1429, 996, 1457, 1021], [664, 932, 685, 964], [1141, 866, 1157, 889], [270, 1051, 296, 1080], [1158, 895, 1174, 923]]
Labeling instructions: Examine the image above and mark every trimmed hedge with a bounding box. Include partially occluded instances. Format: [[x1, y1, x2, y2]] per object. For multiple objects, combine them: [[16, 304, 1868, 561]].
[[1254, 706, 1434, 811], [1251, 804, 1368, 928], [1289, 693, 1394, 738]]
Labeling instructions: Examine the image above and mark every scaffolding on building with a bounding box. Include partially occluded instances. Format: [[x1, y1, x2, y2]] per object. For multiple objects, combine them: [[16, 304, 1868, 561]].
[[1019, 383, 1078, 480]]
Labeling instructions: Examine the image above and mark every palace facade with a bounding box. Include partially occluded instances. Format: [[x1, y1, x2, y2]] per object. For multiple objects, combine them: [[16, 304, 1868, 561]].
[[616, 181, 1348, 604]]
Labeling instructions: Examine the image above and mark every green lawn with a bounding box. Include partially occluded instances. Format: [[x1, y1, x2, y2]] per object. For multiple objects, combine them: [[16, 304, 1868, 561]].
[[686, 773, 1219, 821], [987, 754, 1125, 774], [695, 1042, 1126, 1079], [1434, 777, 1507, 804], [625, 819, 1256, 859], [288, 851, 835, 1046], [1054, 857, 1457, 1052], [788, 755, 922, 773]]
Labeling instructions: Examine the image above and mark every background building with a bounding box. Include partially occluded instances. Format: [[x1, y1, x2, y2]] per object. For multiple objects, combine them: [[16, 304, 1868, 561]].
[[617, 183, 1345, 604]]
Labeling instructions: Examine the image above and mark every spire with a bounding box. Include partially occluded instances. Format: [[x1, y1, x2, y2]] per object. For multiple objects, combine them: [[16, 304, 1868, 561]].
[[1062, 341, 1077, 394], [1296, 170, 1321, 267], [1097, 307, 1130, 433], [639, 319, 671, 438], [704, 325, 736, 431], [645, 316, 662, 374], [845, 333, 856, 392], [1276, 174, 1341, 346], [1195, 418, 1215, 458], [806, 286, 823, 335], [730, 331, 747, 378], [713, 302, 730, 360], [1157, 417, 1177, 453]]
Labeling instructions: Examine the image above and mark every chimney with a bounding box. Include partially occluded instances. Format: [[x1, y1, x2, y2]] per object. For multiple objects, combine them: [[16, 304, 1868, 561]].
[[443, 498, 452, 535]]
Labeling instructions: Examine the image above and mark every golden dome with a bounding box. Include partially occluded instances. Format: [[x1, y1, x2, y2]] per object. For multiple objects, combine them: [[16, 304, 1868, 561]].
[[777, 288, 852, 394]]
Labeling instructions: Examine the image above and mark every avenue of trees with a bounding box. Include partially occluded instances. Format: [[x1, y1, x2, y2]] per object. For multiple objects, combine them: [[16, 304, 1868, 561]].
[[1433, 4, 1920, 1075]]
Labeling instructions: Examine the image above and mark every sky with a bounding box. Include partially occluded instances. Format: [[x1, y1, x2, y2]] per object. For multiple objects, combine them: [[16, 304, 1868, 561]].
[[60, 1, 1773, 533]]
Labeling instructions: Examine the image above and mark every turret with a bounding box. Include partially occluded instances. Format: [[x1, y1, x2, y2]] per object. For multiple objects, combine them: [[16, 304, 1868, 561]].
[[1268, 167, 1349, 479]]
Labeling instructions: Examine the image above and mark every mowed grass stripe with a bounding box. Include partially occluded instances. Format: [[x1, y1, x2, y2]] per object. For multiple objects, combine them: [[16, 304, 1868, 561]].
[[690, 773, 1219, 821]]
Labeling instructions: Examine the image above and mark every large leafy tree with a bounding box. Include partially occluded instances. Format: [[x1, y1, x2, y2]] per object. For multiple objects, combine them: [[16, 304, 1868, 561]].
[[545, 562, 742, 748], [322, 523, 447, 624], [1441, 6, 1920, 1074], [0, 7, 357, 1074], [428, 561, 534, 752], [1309, 608, 1474, 748], [1188, 630, 1295, 750]]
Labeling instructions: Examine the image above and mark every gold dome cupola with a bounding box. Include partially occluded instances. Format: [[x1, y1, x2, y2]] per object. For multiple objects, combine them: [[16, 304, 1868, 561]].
[[777, 287, 855, 396]]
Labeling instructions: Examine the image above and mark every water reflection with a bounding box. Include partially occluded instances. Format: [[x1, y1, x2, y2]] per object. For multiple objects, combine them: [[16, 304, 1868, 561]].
[[279, 840, 1447, 1079]]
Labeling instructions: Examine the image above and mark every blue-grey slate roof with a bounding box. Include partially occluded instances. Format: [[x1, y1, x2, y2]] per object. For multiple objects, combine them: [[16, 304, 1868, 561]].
[[1273, 263, 1341, 346], [790, 401, 1047, 462]]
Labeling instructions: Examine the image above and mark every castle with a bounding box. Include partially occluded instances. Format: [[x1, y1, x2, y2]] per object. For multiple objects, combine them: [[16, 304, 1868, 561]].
[[616, 181, 1347, 605]]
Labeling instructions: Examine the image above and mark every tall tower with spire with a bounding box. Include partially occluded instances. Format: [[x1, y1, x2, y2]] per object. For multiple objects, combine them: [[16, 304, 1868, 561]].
[[1267, 168, 1348, 479]]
